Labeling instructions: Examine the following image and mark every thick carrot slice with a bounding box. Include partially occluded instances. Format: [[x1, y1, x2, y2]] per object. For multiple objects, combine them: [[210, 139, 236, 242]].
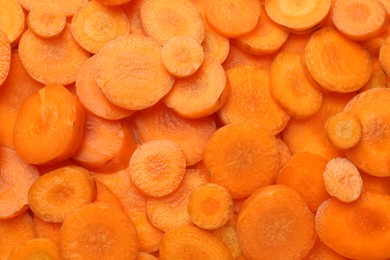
[[203, 123, 280, 198], [33, 215, 62, 246], [137, 252, 158, 260], [205, 0, 261, 38], [159, 225, 231, 259], [265, 0, 331, 32], [379, 36, 390, 75], [303, 239, 349, 260], [60, 203, 139, 260], [71, 1, 130, 54], [237, 185, 316, 260], [0, 0, 25, 44], [164, 56, 228, 119], [8, 238, 60, 260], [316, 189, 390, 259], [133, 103, 216, 166], [202, 30, 229, 64], [0, 30, 10, 87], [28, 166, 96, 222], [212, 225, 243, 259], [18, 25, 90, 85], [188, 183, 233, 230], [222, 45, 274, 71], [270, 51, 322, 119], [13, 84, 85, 165], [18, 0, 87, 17], [95, 35, 174, 110], [0, 146, 39, 219], [94, 180, 124, 210], [305, 28, 372, 93], [332, 0, 387, 41], [276, 138, 292, 168], [141, 0, 204, 46], [218, 66, 289, 134]]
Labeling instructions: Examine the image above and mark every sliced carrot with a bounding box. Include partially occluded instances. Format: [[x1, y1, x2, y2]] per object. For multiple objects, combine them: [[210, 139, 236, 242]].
[[361, 171, 390, 196], [218, 66, 289, 134], [205, 0, 260, 38], [303, 239, 349, 260], [222, 45, 274, 71], [202, 30, 230, 64], [379, 36, 390, 75], [146, 169, 208, 232], [28, 166, 96, 222], [141, 0, 204, 45], [13, 84, 85, 165], [203, 123, 280, 198], [237, 185, 316, 260], [188, 183, 233, 230], [159, 225, 231, 259], [164, 56, 228, 119], [60, 203, 139, 260], [133, 103, 216, 166], [94, 180, 124, 210], [212, 225, 243, 259], [276, 138, 292, 167], [122, 0, 147, 36], [278, 32, 313, 54], [0, 30, 10, 87], [332, 0, 387, 41], [305, 27, 372, 93], [136, 252, 158, 260], [316, 189, 390, 259], [0, 0, 25, 44], [360, 59, 388, 91], [33, 215, 62, 246], [95, 0, 131, 6], [18, 24, 90, 85], [18, 0, 87, 17], [363, 36, 385, 56], [8, 238, 60, 260]]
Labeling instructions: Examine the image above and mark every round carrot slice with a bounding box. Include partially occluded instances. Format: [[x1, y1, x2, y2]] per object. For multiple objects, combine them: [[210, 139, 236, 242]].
[[71, 1, 130, 54], [60, 203, 139, 260], [0, 0, 25, 44], [205, 0, 261, 38], [305, 28, 372, 93], [17, 0, 88, 17], [13, 84, 85, 165], [18, 25, 90, 85], [95, 35, 174, 110], [237, 185, 316, 260], [202, 30, 230, 64], [8, 238, 60, 260], [0, 29, 11, 87]]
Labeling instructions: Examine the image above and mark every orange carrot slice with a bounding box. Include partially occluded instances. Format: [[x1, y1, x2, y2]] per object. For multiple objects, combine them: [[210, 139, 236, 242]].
[[136, 252, 158, 260], [360, 59, 388, 92], [278, 32, 313, 54], [18, 0, 87, 17], [122, 0, 147, 36], [276, 138, 292, 168], [33, 215, 62, 246], [303, 239, 349, 260], [95, 0, 131, 6], [379, 36, 390, 75], [212, 225, 243, 259], [0, 29, 11, 87], [0, 0, 25, 44], [8, 238, 60, 260], [222, 45, 274, 71], [94, 180, 125, 210], [202, 30, 230, 64]]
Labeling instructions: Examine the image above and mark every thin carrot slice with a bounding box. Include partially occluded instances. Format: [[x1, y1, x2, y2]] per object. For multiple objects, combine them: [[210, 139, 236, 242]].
[[188, 183, 233, 230], [379, 36, 390, 75], [305, 28, 372, 93], [218, 66, 289, 134], [222, 45, 274, 71], [276, 138, 292, 167], [33, 215, 62, 246], [205, 0, 261, 38], [94, 180, 124, 210], [203, 123, 281, 198], [141, 0, 204, 46], [27, 3, 66, 39], [270, 51, 322, 119], [28, 166, 96, 222], [60, 203, 139, 260], [265, 0, 331, 32], [164, 56, 228, 119], [0, 0, 25, 44], [161, 36, 204, 78], [303, 239, 349, 260], [0, 30, 10, 87], [0, 146, 39, 219], [18, 25, 90, 85], [316, 189, 390, 259], [95, 35, 174, 110], [136, 252, 158, 260], [8, 238, 60, 260], [17, 0, 87, 17], [237, 185, 316, 260], [212, 225, 243, 259], [332, 0, 387, 41], [147, 169, 207, 232], [159, 225, 231, 260], [202, 30, 229, 64], [13, 84, 85, 165], [129, 140, 186, 198], [71, 1, 130, 54], [95, 0, 131, 6]]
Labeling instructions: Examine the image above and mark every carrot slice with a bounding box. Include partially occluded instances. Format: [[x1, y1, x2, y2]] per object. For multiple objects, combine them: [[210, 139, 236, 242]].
[[218, 65, 289, 134], [188, 183, 233, 230], [379, 36, 390, 75], [316, 189, 390, 259], [360, 59, 388, 92], [60, 203, 139, 260], [203, 123, 280, 198], [278, 32, 313, 54], [33, 215, 62, 246], [237, 185, 316, 260], [276, 138, 292, 168], [303, 239, 349, 260], [205, 0, 261, 38], [122, 0, 147, 36], [361, 171, 390, 196], [0, 0, 25, 44], [95, 0, 131, 6], [94, 180, 124, 210], [0, 30, 10, 87], [8, 238, 60, 260], [18, 25, 90, 85], [136, 252, 158, 260], [13, 84, 85, 165], [202, 30, 229, 64], [222, 45, 274, 71], [141, 0, 204, 46], [332, 0, 387, 41], [159, 225, 231, 259], [212, 225, 243, 259], [28, 166, 96, 222], [18, 0, 87, 17], [71, 1, 130, 54], [305, 28, 372, 93]]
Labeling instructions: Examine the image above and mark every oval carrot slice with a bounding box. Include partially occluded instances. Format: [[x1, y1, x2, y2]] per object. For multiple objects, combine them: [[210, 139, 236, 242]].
[[202, 30, 229, 64], [8, 238, 60, 260], [0, 0, 25, 44], [17, 0, 87, 17], [237, 185, 316, 260], [33, 215, 62, 246], [60, 203, 139, 260], [0, 30, 10, 87], [13, 84, 85, 165], [28, 166, 96, 222]]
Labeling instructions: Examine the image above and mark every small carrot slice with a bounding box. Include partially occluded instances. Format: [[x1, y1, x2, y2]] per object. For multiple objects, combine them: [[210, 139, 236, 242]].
[[159, 225, 231, 260], [13, 84, 85, 165], [27, 3, 66, 39], [305, 27, 372, 93], [379, 36, 390, 75], [222, 45, 274, 71], [188, 183, 233, 230], [33, 215, 62, 246], [0, 30, 10, 87], [17, 0, 87, 17], [303, 239, 349, 260], [0, 0, 25, 44], [60, 203, 139, 260], [8, 238, 60, 260], [205, 0, 261, 38], [28, 166, 96, 222], [332, 0, 387, 41], [202, 30, 229, 64], [141, 0, 204, 46], [161, 36, 204, 78]]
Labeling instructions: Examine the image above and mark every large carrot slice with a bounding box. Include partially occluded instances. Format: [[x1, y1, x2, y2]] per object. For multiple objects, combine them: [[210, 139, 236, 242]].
[[0, 0, 25, 44], [0, 30, 10, 87], [17, 0, 88, 17], [33, 215, 62, 247], [8, 238, 60, 260]]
